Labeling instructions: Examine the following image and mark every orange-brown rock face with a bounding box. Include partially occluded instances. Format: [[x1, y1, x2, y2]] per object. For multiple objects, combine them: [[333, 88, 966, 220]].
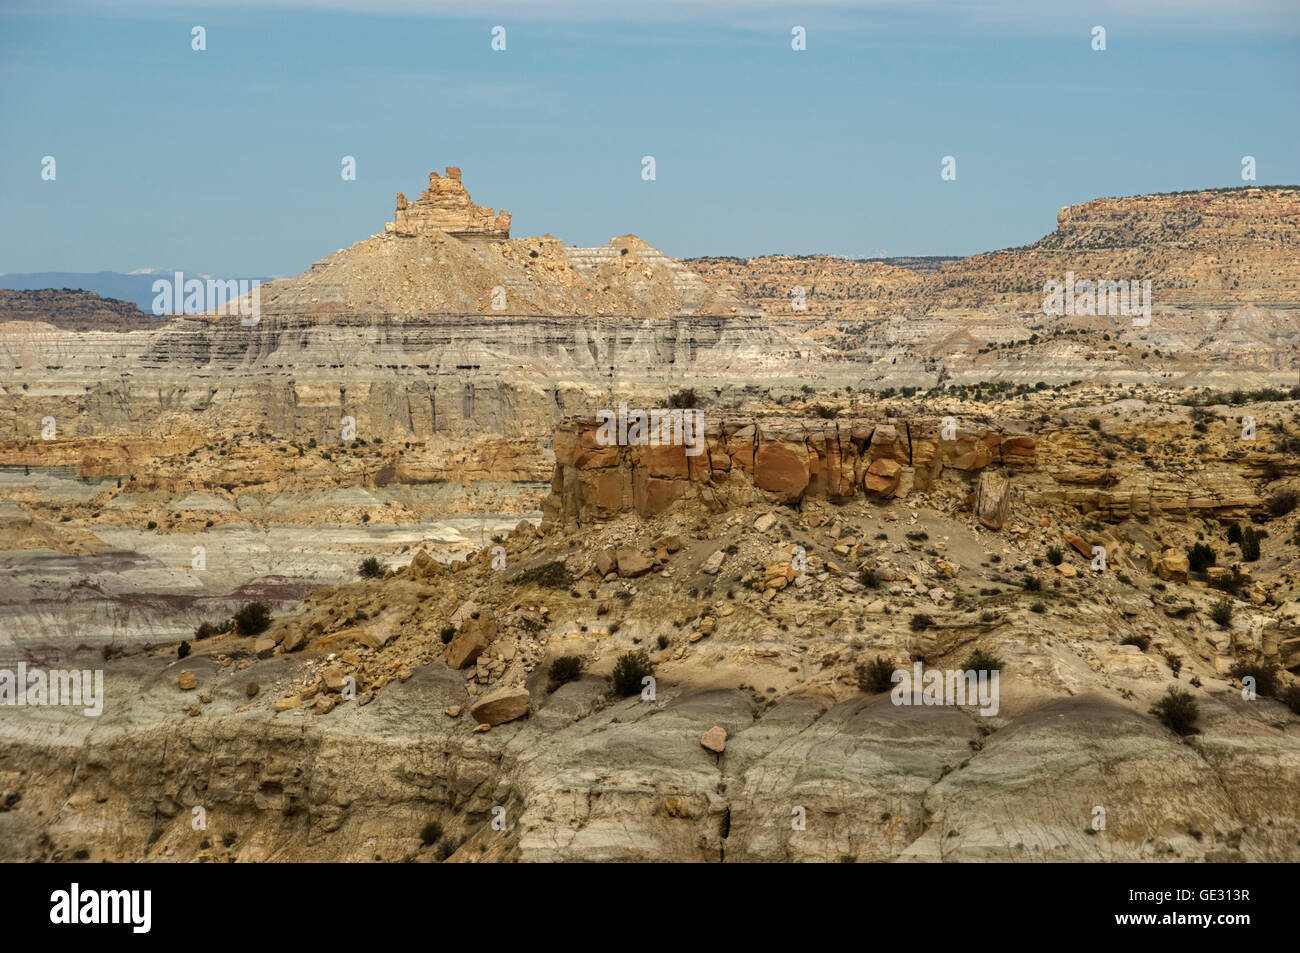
[[543, 416, 1036, 525], [388, 167, 511, 240]]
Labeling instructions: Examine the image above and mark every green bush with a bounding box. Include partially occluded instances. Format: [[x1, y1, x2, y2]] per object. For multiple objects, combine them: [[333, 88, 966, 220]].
[[1186, 543, 1216, 573], [963, 648, 1003, 672], [1241, 527, 1260, 562], [1210, 599, 1233, 628], [856, 656, 896, 694], [547, 655, 585, 691], [514, 560, 573, 589], [231, 602, 273, 636], [1228, 662, 1280, 699], [610, 650, 654, 697], [1150, 687, 1199, 735], [1267, 489, 1299, 517]]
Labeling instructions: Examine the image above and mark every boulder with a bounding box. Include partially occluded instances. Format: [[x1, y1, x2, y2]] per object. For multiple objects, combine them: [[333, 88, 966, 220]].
[[617, 548, 653, 578], [446, 611, 497, 669], [469, 686, 531, 726], [863, 458, 902, 497], [1155, 549, 1190, 584], [408, 549, 442, 582], [754, 444, 809, 503], [595, 548, 617, 576], [973, 471, 1012, 530], [177, 670, 197, 691], [701, 550, 725, 575], [701, 725, 727, 753]]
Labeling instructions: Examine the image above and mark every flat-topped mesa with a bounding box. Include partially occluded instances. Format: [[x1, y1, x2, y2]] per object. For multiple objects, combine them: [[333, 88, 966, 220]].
[[387, 166, 512, 240]]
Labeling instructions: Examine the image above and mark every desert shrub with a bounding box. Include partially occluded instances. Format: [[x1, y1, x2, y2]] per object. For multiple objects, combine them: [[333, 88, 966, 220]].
[[963, 648, 1003, 672], [1088, 418, 1101, 431], [1267, 489, 1299, 517], [547, 655, 585, 691], [1209, 567, 1245, 596], [1227, 522, 1242, 544], [231, 602, 272, 636], [419, 821, 443, 846], [611, 650, 654, 697], [656, 634, 669, 649], [177, 640, 191, 659], [1163, 651, 1183, 677], [667, 388, 698, 409], [856, 656, 896, 694], [1121, 634, 1150, 652], [434, 838, 456, 861], [1046, 546, 1063, 566], [146, 520, 158, 530], [439, 625, 456, 644], [1241, 527, 1260, 562], [1022, 575, 1042, 592], [1228, 662, 1280, 699], [859, 568, 880, 588], [909, 613, 933, 632], [1210, 599, 1233, 628], [811, 404, 839, 419], [1186, 543, 1216, 573], [194, 620, 224, 640], [1150, 687, 1199, 735], [358, 556, 384, 578], [515, 560, 572, 589], [1030, 602, 1046, 614]]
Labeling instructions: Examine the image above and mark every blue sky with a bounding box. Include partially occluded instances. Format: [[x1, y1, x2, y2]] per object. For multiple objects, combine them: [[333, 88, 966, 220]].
[[1, 0, 1297, 277]]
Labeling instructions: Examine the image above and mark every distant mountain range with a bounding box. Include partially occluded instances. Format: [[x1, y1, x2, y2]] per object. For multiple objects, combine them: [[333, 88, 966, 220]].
[[0, 271, 273, 313]]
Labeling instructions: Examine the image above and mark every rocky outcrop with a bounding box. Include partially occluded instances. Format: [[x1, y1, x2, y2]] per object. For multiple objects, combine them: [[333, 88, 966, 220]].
[[389, 167, 511, 240], [544, 415, 1036, 525]]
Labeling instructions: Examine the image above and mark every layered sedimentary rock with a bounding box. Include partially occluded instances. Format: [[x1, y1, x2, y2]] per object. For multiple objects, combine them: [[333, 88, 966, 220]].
[[544, 415, 1036, 525], [389, 167, 512, 240]]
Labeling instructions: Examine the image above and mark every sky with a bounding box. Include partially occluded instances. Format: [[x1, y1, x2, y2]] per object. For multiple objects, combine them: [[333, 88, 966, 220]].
[[0, 0, 1297, 278]]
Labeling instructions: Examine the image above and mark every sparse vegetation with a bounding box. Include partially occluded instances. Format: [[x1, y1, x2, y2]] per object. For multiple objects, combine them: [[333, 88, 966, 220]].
[[909, 613, 933, 632], [358, 556, 385, 579], [515, 560, 573, 589], [231, 602, 273, 636], [1186, 542, 1216, 573], [1241, 526, 1261, 562], [1150, 687, 1199, 735], [420, 821, 443, 846], [856, 656, 896, 694], [177, 639, 191, 659], [611, 650, 655, 697], [1267, 489, 1299, 517], [547, 655, 585, 691], [1228, 662, 1280, 699], [963, 648, 1003, 672], [1046, 546, 1063, 566], [1210, 599, 1234, 628]]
